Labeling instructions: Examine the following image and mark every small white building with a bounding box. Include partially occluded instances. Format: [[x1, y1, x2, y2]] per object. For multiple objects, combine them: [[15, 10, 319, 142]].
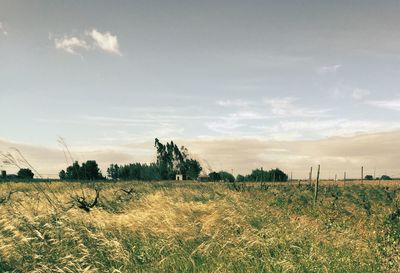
[[176, 174, 183, 181]]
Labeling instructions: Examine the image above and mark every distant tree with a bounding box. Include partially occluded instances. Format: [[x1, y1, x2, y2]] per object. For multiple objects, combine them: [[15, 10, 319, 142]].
[[154, 138, 202, 180], [381, 175, 392, 180], [17, 168, 34, 179], [236, 174, 245, 182], [82, 160, 103, 180], [59, 170, 66, 180], [60, 160, 104, 181], [182, 159, 202, 180], [218, 171, 235, 182], [1, 170, 6, 179], [269, 168, 288, 182], [107, 164, 120, 180], [364, 175, 373, 180], [235, 168, 288, 182], [208, 171, 221, 182], [65, 161, 81, 180]]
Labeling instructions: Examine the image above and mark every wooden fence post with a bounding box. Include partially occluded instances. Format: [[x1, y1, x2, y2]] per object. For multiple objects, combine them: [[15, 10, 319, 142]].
[[361, 166, 364, 185], [309, 167, 313, 186], [314, 165, 320, 205]]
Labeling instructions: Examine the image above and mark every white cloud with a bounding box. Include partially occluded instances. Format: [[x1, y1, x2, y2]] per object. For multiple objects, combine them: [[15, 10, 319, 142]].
[[264, 97, 329, 117], [366, 98, 400, 111], [265, 119, 400, 139], [217, 99, 250, 107], [88, 29, 121, 55], [206, 111, 267, 134], [54, 36, 89, 55], [53, 29, 121, 56], [352, 88, 370, 100], [0, 22, 8, 36], [316, 64, 342, 74], [331, 84, 371, 100]]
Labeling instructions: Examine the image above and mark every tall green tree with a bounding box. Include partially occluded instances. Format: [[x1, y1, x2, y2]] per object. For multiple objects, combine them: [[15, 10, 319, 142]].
[[60, 160, 104, 180], [154, 138, 202, 180]]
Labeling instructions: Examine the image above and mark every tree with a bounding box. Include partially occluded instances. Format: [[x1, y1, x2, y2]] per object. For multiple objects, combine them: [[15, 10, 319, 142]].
[[82, 160, 103, 180], [381, 175, 392, 180], [65, 161, 81, 180], [269, 168, 288, 182], [154, 138, 202, 180], [107, 164, 120, 180], [236, 174, 245, 182], [59, 170, 66, 180], [218, 171, 235, 182], [18, 168, 34, 179], [235, 168, 289, 182], [60, 160, 104, 181], [365, 175, 373, 180], [182, 159, 202, 180], [208, 171, 221, 182], [1, 170, 6, 179]]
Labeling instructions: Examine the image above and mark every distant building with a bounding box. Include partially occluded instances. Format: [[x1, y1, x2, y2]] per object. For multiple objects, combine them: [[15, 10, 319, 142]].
[[176, 174, 184, 181]]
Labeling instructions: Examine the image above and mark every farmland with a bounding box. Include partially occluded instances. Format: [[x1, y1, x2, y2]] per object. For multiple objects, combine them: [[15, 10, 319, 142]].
[[0, 181, 399, 273]]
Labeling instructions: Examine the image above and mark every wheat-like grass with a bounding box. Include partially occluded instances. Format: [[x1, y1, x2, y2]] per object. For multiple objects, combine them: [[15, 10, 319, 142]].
[[0, 181, 399, 272]]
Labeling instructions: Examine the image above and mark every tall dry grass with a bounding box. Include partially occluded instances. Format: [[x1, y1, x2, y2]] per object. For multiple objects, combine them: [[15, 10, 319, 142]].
[[0, 181, 399, 272]]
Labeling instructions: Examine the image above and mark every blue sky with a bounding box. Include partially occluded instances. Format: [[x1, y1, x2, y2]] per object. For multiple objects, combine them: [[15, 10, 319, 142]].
[[1, 1, 400, 177]]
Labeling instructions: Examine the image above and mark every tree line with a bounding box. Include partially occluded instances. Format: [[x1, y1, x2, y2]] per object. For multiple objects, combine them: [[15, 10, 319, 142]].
[[57, 139, 203, 181], [1, 138, 290, 182]]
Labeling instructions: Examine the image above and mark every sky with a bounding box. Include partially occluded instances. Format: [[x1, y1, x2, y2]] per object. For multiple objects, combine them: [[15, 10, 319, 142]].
[[1, 0, 400, 178]]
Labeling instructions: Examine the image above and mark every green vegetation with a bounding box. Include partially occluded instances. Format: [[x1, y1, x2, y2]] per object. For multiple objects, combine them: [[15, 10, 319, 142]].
[[208, 171, 235, 182], [17, 168, 34, 179], [59, 160, 104, 180], [106, 139, 202, 181], [237, 168, 288, 182], [381, 175, 392, 180], [0, 181, 399, 272]]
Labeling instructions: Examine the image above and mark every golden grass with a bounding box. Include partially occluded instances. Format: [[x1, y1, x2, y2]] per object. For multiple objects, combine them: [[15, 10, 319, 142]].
[[0, 181, 399, 272]]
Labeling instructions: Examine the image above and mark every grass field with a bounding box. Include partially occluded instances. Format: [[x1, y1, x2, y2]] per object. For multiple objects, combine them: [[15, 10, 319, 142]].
[[0, 181, 399, 272]]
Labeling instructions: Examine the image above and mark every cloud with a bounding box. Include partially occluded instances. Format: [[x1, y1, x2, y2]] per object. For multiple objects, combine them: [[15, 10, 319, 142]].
[[366, 98, 400, 111], [316, 64, 342, 74], [0, 22, 8, 36], [53, 29, 121, 56], [54, 36, 89, 55], [88, 29, 121, 55], [264, 97, 329, 117], [332, 84, 371, 100], [206, 110, 268, 134], [217, 99, 250, 107], [352, 88, 370, 100], [269, 119, 400, 138]]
